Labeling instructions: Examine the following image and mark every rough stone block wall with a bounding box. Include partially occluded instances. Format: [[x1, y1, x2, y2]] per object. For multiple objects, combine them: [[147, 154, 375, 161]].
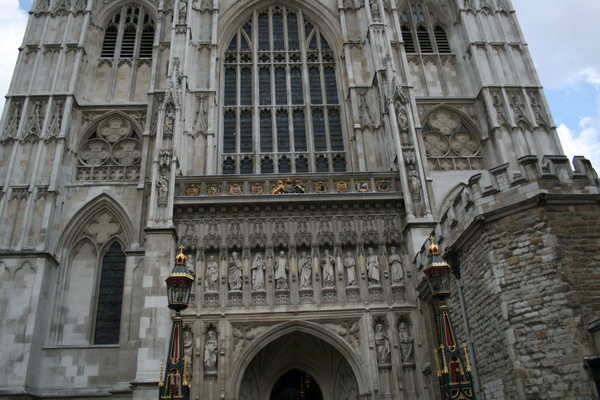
[[456, 203, 599, 399]]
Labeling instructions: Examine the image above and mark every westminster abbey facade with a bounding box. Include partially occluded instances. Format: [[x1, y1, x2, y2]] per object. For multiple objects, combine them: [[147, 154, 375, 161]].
[[1, 0, 599, 398]]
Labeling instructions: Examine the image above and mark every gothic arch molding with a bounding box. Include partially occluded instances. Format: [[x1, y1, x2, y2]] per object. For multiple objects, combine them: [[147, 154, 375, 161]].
[[95, 0, 159, 28], [397, 0, 452, 26], [418, 104, 482, 136], [218, 0, 344, 56], [74, 110, 145, 150], [231, 320, 370, 398], [55, 193, 135, 258]]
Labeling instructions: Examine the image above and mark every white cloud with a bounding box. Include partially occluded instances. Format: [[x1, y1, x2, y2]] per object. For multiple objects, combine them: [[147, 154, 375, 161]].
[[0, 0, 28, 117], [557, 121, 600, 170]]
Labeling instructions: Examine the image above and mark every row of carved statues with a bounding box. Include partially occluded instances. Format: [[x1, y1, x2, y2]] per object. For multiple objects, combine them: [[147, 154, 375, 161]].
[[196, 247, 405, 292]]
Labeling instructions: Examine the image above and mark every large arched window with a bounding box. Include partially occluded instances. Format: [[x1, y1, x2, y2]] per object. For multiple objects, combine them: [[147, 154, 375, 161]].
[[101, 5, 154, 61], [222, 6, 346, 174]]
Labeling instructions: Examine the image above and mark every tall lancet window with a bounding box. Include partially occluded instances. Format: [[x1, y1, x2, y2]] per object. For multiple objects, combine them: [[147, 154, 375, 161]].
[[222, 6, 346, 174], [400, 2, 451, 54]]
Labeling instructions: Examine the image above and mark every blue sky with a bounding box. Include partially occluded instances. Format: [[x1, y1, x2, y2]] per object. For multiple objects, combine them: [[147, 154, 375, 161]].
[[1, 0, 600, 168]]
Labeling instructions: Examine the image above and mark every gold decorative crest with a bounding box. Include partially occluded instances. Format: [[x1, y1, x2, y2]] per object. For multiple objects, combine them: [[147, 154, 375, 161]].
[[335, 181, 349, 193], [207, 184, 221, 196], [251, 183, 264, 195], [185, 184, 200, 196], [314, 181, 328, 193], [229, 183, 243, 195], [376, 180, 391, 192], [355, 180, 370, 192]]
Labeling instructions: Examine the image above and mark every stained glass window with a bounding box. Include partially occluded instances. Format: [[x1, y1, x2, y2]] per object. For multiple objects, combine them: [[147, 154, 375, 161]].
[[222, 6, 346, 173]]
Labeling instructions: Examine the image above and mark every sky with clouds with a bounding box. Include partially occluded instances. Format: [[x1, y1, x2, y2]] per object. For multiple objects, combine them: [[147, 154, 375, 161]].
[[0, 0, 599, 168]]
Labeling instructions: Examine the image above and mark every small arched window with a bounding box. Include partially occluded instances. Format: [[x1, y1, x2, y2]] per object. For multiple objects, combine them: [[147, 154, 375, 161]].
[[221, 5, 346, 174], [101, 5, 155, 61], [401, 2, 451, 54], [93, 242, 126, 345]]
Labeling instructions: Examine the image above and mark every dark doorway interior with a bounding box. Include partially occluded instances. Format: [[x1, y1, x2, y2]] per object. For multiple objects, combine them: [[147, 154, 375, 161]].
[[270, 369, 323, 400]]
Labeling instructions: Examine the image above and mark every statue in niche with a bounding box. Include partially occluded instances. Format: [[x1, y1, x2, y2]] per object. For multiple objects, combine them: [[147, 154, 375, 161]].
[[345, 252, 357, 287], [320, 249, 335, 288], [204, 255, 219, 292], [164, 108, 174, 138], [275, 251, 289, 290], [228, 251, 243, 291], [183, 328, 193, 361], [178, 0, 187, 24], [298, 252, 313, 289], [398, 321, 414, 363], [366, 247, 380, 286], [157, 171, 169, 204], [251, 252, 266, 291], [374, 323, 391, 364], [370, 0, 380, 22], [388, 247, 403, 285], [204, 330, 218, 372]]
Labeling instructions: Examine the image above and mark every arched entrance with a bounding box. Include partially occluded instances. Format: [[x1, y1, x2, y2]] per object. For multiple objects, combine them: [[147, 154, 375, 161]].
[[270, 369, 323, 400], [238, 331, 360, 400]]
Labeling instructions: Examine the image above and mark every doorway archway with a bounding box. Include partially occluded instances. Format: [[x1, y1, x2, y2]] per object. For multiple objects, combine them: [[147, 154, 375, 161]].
[[238, 330, 360, 400], [270, 369, 323, 400]]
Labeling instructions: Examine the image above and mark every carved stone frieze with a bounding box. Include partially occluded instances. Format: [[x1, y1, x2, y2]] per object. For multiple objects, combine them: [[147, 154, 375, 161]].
[[231, 324, 268, 356], [323, 319, 361, 349]]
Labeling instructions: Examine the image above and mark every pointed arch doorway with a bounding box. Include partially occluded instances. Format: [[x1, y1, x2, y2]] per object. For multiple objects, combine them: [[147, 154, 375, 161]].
[[270, 369, 323, 400], [238, 331, 360, 400]]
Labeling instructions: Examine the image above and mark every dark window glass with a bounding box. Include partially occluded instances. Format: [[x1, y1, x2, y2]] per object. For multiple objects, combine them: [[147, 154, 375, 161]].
[[223, 111, 237, 153], [290, 68, 303, 104], [260, 110, 273, 152], [223, 157, 235, 174], [401, 26, 415, 53], [258, 12, 269, 50], [275, 67, 287, 105], [308, 35, 317, 50], [240, 111, 253, 153], [120, 26, 136, 57], [324, 67, 338, 104], [94, 242, 125, 345], [316, 155, 329, 172], [240, 157, 253, 174], [227, 36, 237, 51], [279, 157, 291, 173], [240, 68, 252, 105], [434, 26, 450, 53], [273, 12, 284, 50], [296, 156, 309, 172], [309, 67, 322, 104], [320, 35, 329, 50], [287, 13, 299, 50], [333, 154, 346, 172], [328, 109, 343, 151], [417, 26, 433, 53], [102, 26, 118, 58], [305, 23, 314, 40], [224, 68, 237, 106], [261, 157, 274, 173], [293, 110, 307, 151], [259, 68, 271, 105], [139, 26, 154, 58], [313, 110, 326, 151], [240, 33, 250, 51], [277, 111, 290, 152]]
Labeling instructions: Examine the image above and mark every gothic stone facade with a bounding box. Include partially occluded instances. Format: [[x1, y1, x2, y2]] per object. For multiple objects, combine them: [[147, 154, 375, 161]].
[[0, 0, 598, 399]]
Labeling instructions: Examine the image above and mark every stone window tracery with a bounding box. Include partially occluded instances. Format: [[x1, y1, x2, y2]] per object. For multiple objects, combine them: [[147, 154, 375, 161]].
[[400, 2, 450, 54], [221, 5, 346, 174], [422, 109, 484, 171], [101, 5, 155, 62], [76, 116, 142, 181]]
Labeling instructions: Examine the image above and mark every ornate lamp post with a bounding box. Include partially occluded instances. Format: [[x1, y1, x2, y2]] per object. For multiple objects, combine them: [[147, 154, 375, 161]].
[[159, 246, 194, 399], [423, 237, 475, 400]]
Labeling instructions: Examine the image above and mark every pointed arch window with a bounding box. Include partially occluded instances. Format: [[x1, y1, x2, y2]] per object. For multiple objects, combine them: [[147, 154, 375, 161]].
[[221, 6, 346, 174], [94, 241, 126, 345], [401, 2, 451, 54], [101, 5, 155, 61]]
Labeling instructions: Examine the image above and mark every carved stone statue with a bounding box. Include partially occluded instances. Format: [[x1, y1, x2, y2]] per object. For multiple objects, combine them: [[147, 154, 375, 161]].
[[366, 247, 380, 286], [204, 330, 218, 372], [370, 0, 380, 22], [251, 252, 266, 291], [374, 324, 391, 364], [157, 172, 169, 203], [298, 252, 312, 289], [205, 255, 219, 292], [398, 321, 414, 363], [183, 328, 193, 361], [275, 251, 288, 290], [345, 252, 357, 287], [320, 249, 335, 288], [228, 251, 243, 291], [388, 247, 403, 285]]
